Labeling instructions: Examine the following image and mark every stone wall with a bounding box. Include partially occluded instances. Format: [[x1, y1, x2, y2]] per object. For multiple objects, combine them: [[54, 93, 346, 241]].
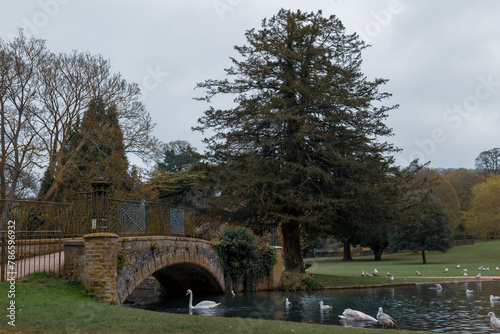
[[62, 238, 84, 280]]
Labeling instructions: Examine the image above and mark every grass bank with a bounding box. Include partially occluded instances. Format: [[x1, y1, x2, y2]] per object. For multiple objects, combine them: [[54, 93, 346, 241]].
[[307, 239, 500, 287], [0, 273, 424, 334]]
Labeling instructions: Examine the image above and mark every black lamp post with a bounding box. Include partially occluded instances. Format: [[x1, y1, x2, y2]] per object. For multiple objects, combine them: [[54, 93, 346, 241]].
[[90, 178, 111, 232]]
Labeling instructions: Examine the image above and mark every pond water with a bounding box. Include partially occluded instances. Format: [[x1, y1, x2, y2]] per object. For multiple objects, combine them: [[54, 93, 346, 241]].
[[127, 280, 500, 333]]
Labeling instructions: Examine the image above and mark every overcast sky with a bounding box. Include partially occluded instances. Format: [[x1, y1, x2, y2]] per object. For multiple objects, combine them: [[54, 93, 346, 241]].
[[1, 0, 499, 169]]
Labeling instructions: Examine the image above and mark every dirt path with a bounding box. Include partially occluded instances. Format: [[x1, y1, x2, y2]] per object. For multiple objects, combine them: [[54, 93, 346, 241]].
[[4, 251, 65, 279]]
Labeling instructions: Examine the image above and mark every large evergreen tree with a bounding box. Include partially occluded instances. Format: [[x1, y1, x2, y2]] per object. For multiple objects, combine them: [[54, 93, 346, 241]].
[[195, 9, 398, 272], [38, 98, 132, 201]]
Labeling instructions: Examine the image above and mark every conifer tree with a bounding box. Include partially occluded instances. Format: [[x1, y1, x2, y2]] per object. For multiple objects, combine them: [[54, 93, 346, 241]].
[[39, 98, 132, 201], [195, 9, 398, 272]]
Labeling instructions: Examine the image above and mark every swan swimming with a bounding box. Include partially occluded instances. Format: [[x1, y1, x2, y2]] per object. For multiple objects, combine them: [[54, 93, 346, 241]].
[[319, 301, 332, 310], [186, 289, 221, 309], [339, 308, 377, 322]]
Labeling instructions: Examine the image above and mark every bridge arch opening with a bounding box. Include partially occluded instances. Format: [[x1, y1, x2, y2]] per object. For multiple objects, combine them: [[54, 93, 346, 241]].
[[151, 263, 224, 298]]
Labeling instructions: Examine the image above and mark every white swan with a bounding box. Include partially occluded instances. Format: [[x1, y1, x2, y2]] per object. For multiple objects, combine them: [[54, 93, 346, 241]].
[[285, 298, 292, 306], [319, 301, 332, 310], [339, 308, 377, 322], [491, 295, 500, 302], [186, 289, 221, 309], [377, 307, 398, 329], [488, 312, 500, 332]]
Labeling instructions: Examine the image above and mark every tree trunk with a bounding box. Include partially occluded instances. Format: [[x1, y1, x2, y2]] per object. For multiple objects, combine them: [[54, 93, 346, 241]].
[[281, 221, 304, 273], [371, 245, 385, 261], [342, 241, 353, 261], [369, 240, 388, 261], [421, 250, 427, 264]]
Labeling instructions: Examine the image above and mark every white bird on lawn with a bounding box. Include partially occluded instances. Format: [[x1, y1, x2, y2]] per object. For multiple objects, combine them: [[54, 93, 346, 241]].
[[285, 298, 292, 306], [462, 272, 468, 277], [186, 289, 221, 309], [443, 267, 448, 273], [496, 267, 499, 271], [361, 270, 365, 277], [373, 269, 379, 276], [339, 308, 377, 322], [416, 271, 421, 276], [387, 271, 392, 277], [491, 295, 500, 302], [319, 301, 332, 310], [388, 276, 395, 282], [377, 307, 398, 329], [476, 273, 482, 279], [457, 264, 461, 268], [488, 312, 500, 333], [463, 268, 468, 272]]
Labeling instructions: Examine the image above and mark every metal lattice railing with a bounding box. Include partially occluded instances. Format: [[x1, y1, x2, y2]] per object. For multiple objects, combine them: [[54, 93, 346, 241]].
[[0, 198, 223, 239], [0, 197, 224, 282]]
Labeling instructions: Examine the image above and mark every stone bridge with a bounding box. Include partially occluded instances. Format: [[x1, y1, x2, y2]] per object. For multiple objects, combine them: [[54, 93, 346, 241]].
[[64, 233, 282, 305]]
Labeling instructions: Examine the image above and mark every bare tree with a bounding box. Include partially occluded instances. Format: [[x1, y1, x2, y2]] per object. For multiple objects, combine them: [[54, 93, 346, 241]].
[[0, 32, 47, 201], [0, 31, 162, 204], [475, 148, 500, 175]]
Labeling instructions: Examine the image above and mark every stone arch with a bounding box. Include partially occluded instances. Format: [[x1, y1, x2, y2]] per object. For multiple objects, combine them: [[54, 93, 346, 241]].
[[115, 236, 225, 304]]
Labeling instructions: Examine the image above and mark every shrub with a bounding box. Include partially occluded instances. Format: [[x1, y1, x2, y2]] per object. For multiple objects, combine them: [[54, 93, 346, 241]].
[[213, 226, 277, 291]]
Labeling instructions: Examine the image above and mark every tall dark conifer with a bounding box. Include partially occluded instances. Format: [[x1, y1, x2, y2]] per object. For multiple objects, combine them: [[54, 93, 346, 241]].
[[195, 9, 398, 272], [39, 98, 131, 201]]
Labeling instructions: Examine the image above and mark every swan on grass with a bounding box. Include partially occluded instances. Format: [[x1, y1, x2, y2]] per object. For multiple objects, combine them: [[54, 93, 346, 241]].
[[377, 307, 398, 329], [339, 308, 377, 322], [488, 312, 500, 333], [186, 289, 221, 309]]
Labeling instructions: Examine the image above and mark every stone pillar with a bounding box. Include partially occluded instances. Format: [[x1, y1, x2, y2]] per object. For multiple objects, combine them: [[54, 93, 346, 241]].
[[63, 239, 85, 280], [268, 246, 283, 290], [82, 233, 119, 304]]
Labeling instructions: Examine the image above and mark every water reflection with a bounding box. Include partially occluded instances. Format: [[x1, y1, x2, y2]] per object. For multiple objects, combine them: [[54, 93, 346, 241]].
[[128, 280, 500, 333]]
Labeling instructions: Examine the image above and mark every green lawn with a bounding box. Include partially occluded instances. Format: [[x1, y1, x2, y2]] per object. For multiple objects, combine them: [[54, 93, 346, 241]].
[[307, 239, 500, 287]]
